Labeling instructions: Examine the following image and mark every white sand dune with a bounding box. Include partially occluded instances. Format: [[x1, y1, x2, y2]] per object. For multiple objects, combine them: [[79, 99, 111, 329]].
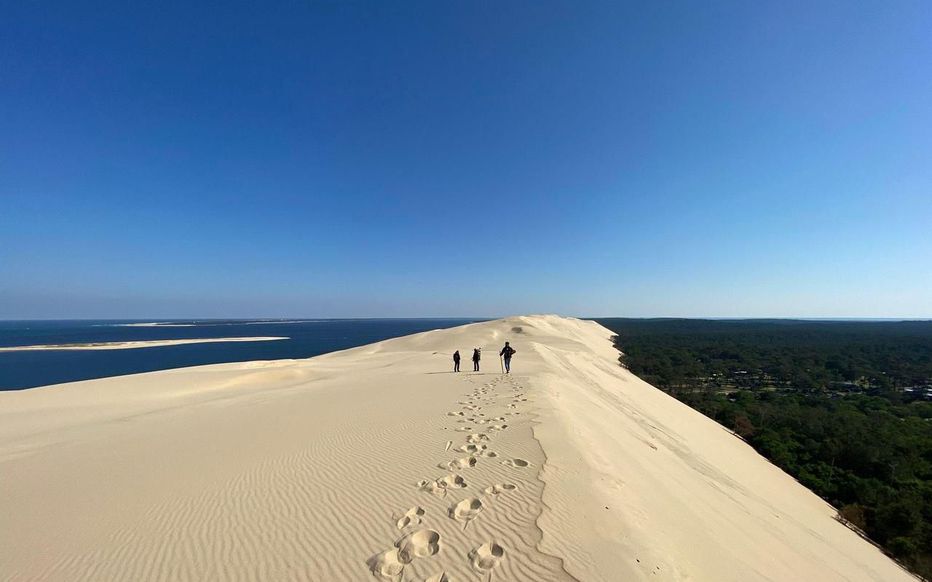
[[0, 337, 289, 351], [0, 316, 915, 581]]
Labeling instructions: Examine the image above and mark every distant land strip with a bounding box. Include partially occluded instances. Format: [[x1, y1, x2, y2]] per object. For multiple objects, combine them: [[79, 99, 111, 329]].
[[0, 337, 290, 352]]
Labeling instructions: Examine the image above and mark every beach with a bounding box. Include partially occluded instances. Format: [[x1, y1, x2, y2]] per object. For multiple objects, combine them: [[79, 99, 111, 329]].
[[0, 315, 914, 581]]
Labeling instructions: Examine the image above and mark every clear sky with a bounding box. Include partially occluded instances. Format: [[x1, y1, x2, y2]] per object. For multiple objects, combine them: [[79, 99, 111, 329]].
[[2, 1, 930, 319]]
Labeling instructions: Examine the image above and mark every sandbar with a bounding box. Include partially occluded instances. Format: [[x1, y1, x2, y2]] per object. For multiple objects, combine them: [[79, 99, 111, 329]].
[[0, 337, 289, 351]]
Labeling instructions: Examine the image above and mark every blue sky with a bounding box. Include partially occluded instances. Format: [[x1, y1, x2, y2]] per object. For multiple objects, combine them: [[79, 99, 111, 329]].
[[2, 1, 930, 318]]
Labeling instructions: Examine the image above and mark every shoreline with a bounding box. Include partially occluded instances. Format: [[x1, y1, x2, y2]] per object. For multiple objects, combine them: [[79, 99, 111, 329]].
[[0, 337, 289, 352]]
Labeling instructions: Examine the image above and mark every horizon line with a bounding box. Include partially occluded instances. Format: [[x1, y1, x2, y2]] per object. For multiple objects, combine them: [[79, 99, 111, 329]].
[[2, 316, 931, 322]]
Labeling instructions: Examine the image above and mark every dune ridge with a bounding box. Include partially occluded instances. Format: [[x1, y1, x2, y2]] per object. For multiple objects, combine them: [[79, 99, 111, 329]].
[[0, 316, 916, 581]]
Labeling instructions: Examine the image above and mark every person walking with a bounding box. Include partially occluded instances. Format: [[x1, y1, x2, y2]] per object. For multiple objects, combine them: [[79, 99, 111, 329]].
[[499, 341, 516, 373], [453, 350, 461, 372], [472, 348, 481, 372]]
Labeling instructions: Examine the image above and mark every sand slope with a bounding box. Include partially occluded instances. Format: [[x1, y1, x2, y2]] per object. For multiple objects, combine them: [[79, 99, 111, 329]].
[[0, 316, 915, 581]]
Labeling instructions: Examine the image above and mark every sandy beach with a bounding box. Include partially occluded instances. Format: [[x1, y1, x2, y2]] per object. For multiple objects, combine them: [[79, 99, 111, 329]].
[[0, 316, 915, 581], [0, 337, 289, 352]]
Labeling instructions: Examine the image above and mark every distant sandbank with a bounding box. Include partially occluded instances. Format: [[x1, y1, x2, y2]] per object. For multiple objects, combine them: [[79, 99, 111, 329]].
[[116, 322, 197, 327], [114, 320, 321, 327], [0, 337, 289, 352]]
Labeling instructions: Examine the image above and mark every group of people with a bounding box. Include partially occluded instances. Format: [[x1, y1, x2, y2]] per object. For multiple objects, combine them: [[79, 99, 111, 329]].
[[452, 342, 517, 373]]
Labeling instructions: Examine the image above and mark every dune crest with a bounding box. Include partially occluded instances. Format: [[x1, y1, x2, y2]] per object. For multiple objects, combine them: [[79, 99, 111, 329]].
[[0, 316, 914, 581]]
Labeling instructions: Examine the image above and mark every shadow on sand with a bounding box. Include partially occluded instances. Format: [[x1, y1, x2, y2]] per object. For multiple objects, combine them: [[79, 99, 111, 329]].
[[424, 371, 495, 375]]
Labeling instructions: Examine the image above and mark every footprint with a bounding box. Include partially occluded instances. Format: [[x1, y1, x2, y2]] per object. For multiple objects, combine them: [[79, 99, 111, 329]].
[[437, 473, 468, 489], [456, 443, 487, 454], [455, 426, 473, 432], [488, 424, 508, 432], [502, 458, 531, 468], [440, 456, 477, 471], [483, 483, 517, 495], [416, 479, 445, 496], [396, 506, 426, 529], [367, 548, 407, 580], [466, 433, 489, 443], [447, 411, 465, 417], [396, 529, 441, 562], [449, 497, 483, 529], [468, 542, 504, 574]]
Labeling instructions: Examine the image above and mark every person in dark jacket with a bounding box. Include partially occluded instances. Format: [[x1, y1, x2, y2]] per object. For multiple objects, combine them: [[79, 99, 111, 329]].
[[453, 350, 461, 372], [499, 342, 516, 373], [472, 348, 481, 372]]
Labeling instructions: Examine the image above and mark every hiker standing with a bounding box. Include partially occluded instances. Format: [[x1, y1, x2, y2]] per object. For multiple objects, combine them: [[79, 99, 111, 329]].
[[500, 342, 516, 373], [472, 348, 481, 372], [453, 350, 461, 372]]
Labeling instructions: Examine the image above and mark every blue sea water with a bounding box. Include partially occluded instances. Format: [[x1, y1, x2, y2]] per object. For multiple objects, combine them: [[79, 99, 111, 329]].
[[0, 319, 480, 390]]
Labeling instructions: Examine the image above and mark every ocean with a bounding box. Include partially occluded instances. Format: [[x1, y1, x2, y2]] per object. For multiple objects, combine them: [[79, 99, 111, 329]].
[[0, 319, 481, 390]]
